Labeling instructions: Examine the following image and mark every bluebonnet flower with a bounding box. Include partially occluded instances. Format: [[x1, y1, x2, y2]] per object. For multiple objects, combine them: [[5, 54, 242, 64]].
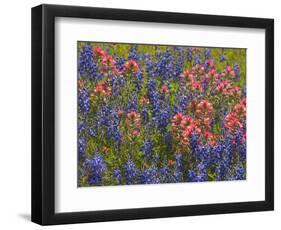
[[95, 105, 122, 147], [78, 89, 90, 114], [115, 56, 126, 72], [233, 130, 246, 162], [204, 48, 211, 59], [78, 136, 87, 159], [113, 168, 122, 184], [175, 47, 184, 77], [135, 71, 143, 91], [110, 74, 122, 96], [197, 161, 208, 181], [224, 134, 234, 165], [174, 154, 183, 182], [160, 166, 174, 183], [239, 141, 246, 162], [219, 53, 226, 62], [86, 153, 106, 185], [147, 78, 157, 100], [187, 47, 193, 62], [124, 159, 139, 184], [233, 166, 246, 180], [233, 62, 240, 78], [144, 53, 155, 78], [96, 104, 112, 127], [190, 132, 199, 155], [215, 135, 234, 180], [174, 94, 189, 113], [155, 106, 171, 129], [155, 50, 175, 80], [194, 53, 201, 65], [89, 127, 96, 137], [151, 153, 160, 165], [164, 132, 172, 152], [128, 44, 142, 62], [187, 170, 198, 182], [79, 44, 101, 80], [187, 167, 207, 182], [106, 110, 122, 147], [141, 140, 154, 159], [140, 167, 160, 184], [201, 75, 209, 93], [78, 121, 86, 133], [141, 107, 149, 125], [127, 92, 138, 111]]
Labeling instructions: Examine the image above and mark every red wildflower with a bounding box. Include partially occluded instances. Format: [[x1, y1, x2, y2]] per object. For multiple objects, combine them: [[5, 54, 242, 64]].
[[203, 131, 217, 145], [191, 80, 203, 92], [160, 85, 169, 93], [132, 129, 140, 136], [233, 99, 246, 119], [117, 110, 124, 117], [167, 160, 175, 166], [93, 47, 106, 59], [194, 100, 214, 131], [102, 55, 116, 66], [124, 60, 139, 74], [209, 68, 217, 76], [224, 112, 243, 132], [171, 113, 201, 145], [77, 79, 84, 89], [125, 111, 141, 131], [140, 96, 150, 105], [92, 81, 112, 96]]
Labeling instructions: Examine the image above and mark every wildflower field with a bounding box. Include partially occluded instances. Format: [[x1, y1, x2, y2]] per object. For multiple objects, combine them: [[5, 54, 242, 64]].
[[78, 41, 246, 186]]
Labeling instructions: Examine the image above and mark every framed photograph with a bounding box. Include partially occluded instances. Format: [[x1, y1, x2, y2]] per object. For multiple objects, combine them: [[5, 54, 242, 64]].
[[31, 4, 274, 225]]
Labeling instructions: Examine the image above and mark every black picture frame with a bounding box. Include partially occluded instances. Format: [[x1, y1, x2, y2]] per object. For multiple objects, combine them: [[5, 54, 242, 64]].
[[31, 4, 274, 225]]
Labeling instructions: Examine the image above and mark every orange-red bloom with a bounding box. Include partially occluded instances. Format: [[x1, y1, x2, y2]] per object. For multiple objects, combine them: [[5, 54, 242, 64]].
[[123, 60, 139, 74]]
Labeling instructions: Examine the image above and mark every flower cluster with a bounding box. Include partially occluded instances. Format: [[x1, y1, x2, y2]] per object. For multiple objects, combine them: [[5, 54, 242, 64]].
[[78, 42, 246, 186]]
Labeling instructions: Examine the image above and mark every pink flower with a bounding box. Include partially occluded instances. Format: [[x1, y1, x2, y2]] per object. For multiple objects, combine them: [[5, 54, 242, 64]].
[[160, 85, 169, 93], [209, 69, 217, 76], [102, 55, 116, 66], [203, 131, 217, 145], [196, 100, 213, 116], [171, 113, 201, 145], [167, 160, 175, 166], [233, 98, 246, 119], [93, 47, 106, 59], [123, 60, 139, 74], [92, 81, 112, 96], [132, 130, 140, 136], [225, 66, 233, 73], [224, 112, 243, 131], [125, 111, 141, 131], [191, 80, 203, 92], [77, 79, 84, 89]]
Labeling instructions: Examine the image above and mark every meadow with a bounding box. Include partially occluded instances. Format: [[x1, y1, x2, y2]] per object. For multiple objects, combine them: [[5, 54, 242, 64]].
[[77, 41, 246, 186]]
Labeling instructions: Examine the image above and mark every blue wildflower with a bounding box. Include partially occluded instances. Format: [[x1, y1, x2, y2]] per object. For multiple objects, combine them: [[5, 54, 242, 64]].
[[187, 47, 193, 62], [113, 168, 122, 184], [204, 48, 211, 59], [140, 167, 160, 184], [78, 136, 87, 159], [141, 140, 154, 159], [78, 89, 90, 114], [219, 53, 226, 62], [124, 160, 139, 184], [86, 153, 106, 185], [233, 62, 240, 78], [79, 44, 101, 80], [194, 53, 201, 65]]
